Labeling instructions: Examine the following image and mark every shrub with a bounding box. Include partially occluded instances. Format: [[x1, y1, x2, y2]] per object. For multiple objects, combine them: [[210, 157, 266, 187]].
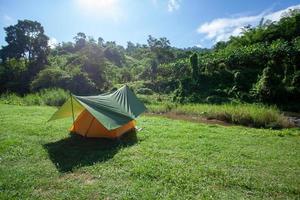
[[136, 87, 153, 95], [0, 88, 69, 106], [252, 66, 284, 103], [136, 95, 152, 104], [0, 59, 29, 94], [68, 70, 97, 95], [23, 93, 43, 105], [31, 67, 71, 91], [39, 88, 69, 106], [0, 92, 24, 105], [31, 67, 99, 96], [205, 95, 230, 104]]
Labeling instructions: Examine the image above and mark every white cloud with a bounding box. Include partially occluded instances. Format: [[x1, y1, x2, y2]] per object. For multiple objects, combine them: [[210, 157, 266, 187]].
[[198, 15, 261, 41], [168, 0, 180, 12], [264, 4, 300, 21], [48, 37, 58, 49], [197, 4, 300, 43], [74, 0, 123, 21]]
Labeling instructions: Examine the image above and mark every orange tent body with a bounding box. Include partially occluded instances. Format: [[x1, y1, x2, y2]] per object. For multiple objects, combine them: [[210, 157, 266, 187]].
[[69, 109, 136, 138]]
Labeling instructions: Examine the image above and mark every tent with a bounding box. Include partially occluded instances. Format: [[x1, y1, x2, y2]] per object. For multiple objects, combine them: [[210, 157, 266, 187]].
[[49, 85, 147, 138]]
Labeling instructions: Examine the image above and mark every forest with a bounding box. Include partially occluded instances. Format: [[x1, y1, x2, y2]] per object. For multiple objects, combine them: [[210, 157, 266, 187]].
[[0, 9, 300, 111]]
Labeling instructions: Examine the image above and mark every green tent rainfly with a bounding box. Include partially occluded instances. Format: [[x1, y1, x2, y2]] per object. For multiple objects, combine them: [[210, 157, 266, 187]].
[[49, 85, 147, 130]]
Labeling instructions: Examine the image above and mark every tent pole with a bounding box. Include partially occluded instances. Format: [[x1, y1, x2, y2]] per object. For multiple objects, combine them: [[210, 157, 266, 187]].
[[70, 92, 75, 132], [85, 117, 95, 138]]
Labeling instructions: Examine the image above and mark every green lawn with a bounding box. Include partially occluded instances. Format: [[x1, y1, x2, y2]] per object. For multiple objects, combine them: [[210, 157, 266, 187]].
[[0, 104, 299, 199]]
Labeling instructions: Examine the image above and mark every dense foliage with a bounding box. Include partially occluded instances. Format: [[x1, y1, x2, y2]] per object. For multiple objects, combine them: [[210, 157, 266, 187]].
[[1, 10, 300, 110], [173, 10, 300, 111]]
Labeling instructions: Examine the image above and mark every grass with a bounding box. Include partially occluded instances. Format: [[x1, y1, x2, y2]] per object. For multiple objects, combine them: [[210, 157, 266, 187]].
[[0, 104, 299, 199], [146, 102, 293, 129]]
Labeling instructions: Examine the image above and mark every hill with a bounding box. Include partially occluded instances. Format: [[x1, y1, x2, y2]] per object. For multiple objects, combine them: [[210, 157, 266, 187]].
[[1, 9, 300, 111]]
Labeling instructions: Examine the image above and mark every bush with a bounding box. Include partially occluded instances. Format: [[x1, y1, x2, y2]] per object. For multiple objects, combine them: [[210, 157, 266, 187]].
[[23, 93, 44, 105], [205, 95, 230, 104], [31, 67, 71, 91], [31, 67, 98, 95], [39, 88, 69, 106], [252, 66, 284, 103], [0, 88, 69, 106], [0, 58, 29, 94], [0, 92, 24, 105], [68, 70, 98, 95], [136, 87, 153, 95]]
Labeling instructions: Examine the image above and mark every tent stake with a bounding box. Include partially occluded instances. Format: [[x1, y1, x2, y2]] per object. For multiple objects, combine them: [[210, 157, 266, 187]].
[[70, 92, 75, 132]]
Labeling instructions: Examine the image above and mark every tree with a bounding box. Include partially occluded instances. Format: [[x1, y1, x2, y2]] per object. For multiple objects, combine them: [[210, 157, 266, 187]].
[[56, 42, 75, 54], [1, 20, 49, 64], [253, 66, 283, 103], [97, 37, 104, 47], [292, 71, 300, 88], [65, 42, 109, 91], [0, 20, 49, 93], [213, 41, 227, 50], [190, 53, 198, 80], [147, 35, 174, 63], [150, 59, 158, 81], [74, 32, 86, 50], [0, 58, 28, 93], [30, 67, 71, 91], [126, 41, 135, 55], [104, 42, 125, 67], [69, 69, 97, 95], [118, 68, 132, 83]]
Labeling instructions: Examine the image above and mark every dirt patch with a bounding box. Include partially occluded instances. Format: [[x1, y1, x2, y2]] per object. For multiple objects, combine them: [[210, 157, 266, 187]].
[[59, 171, 97, 185], [145, 112, 233, 127]]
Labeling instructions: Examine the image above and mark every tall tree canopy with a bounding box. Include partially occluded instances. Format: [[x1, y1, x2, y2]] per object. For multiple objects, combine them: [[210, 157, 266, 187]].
[[147, 35, 174, 63], [0, 20, 49, 93], [1, 20, 49, 63]]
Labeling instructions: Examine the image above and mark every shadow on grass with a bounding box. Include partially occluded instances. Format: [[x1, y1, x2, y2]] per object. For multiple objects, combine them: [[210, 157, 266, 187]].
[[44, 130, 137, 173]]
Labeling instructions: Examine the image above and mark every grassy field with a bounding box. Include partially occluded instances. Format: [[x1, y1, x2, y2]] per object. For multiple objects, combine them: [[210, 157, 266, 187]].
[[0, 104, 299, 199]]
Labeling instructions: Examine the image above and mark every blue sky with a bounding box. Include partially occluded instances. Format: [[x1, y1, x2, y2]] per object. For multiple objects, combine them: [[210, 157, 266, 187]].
[[0, 0, 300, 48]]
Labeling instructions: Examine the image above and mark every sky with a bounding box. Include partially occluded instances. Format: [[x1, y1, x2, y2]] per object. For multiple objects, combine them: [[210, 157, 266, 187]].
[[0, 0, 300, 48]]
